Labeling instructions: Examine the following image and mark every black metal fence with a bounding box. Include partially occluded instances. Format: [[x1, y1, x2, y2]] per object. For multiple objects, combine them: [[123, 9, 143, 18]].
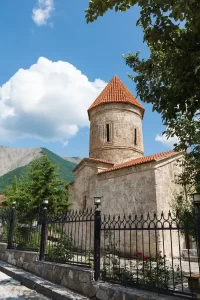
[[0, 209, 10, 243], [100, 212, 199, 299], [45, 209, 94, 267], [0, 203, 200, 299]]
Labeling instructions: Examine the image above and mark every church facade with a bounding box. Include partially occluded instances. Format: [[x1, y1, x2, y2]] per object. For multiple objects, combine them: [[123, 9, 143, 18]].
[[68, 76, 184, 218]]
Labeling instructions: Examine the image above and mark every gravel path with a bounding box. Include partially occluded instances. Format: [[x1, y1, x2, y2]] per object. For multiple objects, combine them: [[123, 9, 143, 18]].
[[0, 271, 50, 300]]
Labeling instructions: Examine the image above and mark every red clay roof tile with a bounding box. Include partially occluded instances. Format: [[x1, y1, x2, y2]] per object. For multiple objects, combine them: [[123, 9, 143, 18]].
[[98, 150, 181, 174], [88, 75, 145, 117]]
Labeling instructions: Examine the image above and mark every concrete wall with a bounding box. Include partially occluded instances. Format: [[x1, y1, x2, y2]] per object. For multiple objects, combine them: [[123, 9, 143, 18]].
[[89, 103, 144, 164]]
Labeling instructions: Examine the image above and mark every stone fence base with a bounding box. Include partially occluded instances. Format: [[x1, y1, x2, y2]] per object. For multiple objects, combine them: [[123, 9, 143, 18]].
[[0, 243, 183, 300]]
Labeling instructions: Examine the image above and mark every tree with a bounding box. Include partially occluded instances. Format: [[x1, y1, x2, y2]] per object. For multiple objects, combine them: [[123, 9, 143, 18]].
[[4, 153, 71, 220], [172, 193, 195, 240], [86, 0, 200, 190]]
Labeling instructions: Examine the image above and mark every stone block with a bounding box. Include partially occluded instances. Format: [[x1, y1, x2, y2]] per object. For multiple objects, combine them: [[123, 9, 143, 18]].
[[23, 252, 38, 263], [13, 251, 23, 260], [96, 288, 109, 300], [53, 265, 65, 284], [7, 255, 12, 264], [78, 270, 91, 283], [81, 281, 97, 298], [16, 261, 23, 268], [64, 269, 82, 293], [11, 259, 17, 266], [110, 291, 123, 300], [23, 262, 29, 271], [45, 270, 53, 282], [27, 262, 36, 273]]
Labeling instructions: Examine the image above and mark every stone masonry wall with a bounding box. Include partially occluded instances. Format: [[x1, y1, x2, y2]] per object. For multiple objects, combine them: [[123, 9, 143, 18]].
[[89, 103, 144, 164], [70, 154, 185, 257], [70, 161, 99, 210], [0, 243, 96, 298], [154, 156, 185, 257], [155, 156, 184, 216], [70, 162, 158, 255], [0, 243, 182, 300], [71, 161, 157, 215]]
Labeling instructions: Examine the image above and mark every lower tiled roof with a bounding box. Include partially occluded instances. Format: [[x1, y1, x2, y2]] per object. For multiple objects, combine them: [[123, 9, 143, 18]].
[[98, 150, 182, 174], [87, 158, 114, 164], [73, 157, 114, 172]]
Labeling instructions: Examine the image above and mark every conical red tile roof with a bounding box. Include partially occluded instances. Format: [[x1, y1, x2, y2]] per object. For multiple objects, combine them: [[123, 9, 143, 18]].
[[88, 75, 145, 117]]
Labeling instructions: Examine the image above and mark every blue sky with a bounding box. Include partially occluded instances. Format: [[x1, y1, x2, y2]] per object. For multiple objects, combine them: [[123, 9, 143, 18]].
[[0, 0, 176, 158]]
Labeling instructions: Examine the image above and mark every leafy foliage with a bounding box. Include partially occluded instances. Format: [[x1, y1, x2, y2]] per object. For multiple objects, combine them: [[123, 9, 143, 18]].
[[4, 153, 71, 220], [13, 226, 40, 251], [42, 148, 77, 183], [86, 0, 200, 190], [103, 250, 181, 290], [171, 193, 196, 239], [48, 235, 74, 261]]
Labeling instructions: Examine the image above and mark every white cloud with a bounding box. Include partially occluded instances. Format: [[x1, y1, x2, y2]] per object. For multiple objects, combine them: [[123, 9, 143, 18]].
[[155, 133, 179, 149], [63, 141, 68, 148], [32, 0, 54, 26], [0, 57, 106, 143]]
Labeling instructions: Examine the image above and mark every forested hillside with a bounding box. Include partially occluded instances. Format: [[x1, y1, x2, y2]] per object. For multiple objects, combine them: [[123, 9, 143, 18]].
[[0, 147, 80, 193]]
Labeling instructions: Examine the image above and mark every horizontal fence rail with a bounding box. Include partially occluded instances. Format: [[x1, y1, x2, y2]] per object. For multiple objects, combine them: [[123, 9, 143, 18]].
[[0, 204, 200, 299]]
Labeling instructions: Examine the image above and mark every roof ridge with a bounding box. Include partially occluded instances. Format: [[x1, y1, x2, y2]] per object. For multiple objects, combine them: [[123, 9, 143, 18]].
[[98, 150, 182, 174]]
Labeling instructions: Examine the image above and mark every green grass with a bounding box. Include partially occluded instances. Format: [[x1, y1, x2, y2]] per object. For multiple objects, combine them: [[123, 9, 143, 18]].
[[0, 147, 77, 193]]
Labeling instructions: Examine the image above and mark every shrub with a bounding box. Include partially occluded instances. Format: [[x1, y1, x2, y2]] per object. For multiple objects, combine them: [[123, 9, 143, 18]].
[[103, 251, 181, 290], [14, 226, 40, 251], [48, 234, 74, 261]]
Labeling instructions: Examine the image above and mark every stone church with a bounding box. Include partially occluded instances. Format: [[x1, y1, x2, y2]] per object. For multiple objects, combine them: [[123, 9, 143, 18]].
[[68, 75, 184, 217]]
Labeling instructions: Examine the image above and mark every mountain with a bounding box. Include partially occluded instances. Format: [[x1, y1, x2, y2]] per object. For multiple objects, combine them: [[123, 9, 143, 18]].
[[0, 147, 81, 193], [62, 156, 82, 164]]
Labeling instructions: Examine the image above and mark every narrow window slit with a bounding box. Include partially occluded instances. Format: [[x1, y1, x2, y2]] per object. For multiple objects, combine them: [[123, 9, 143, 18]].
[[134, 128, 137, 145], [106, 124, 110, 142]]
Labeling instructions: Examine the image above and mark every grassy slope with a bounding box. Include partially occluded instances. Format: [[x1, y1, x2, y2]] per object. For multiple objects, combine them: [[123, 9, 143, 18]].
[[0, 148, 77, 193], [42, 148, 76, 182], [0, 165, 29, 193]]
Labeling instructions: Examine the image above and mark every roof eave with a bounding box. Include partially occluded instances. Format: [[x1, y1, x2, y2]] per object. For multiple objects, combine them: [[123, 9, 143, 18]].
[[88, 102, 145, 120]]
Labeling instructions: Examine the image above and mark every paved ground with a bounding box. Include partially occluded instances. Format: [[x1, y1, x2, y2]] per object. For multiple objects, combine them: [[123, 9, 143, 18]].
[[0, 271, 50, 300]]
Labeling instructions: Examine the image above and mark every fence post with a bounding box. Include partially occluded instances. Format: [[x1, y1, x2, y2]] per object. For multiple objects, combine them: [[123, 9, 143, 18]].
[[7, 201, 16, 249], [94, 197, 102, 281], [39, 199, 48, 261]]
